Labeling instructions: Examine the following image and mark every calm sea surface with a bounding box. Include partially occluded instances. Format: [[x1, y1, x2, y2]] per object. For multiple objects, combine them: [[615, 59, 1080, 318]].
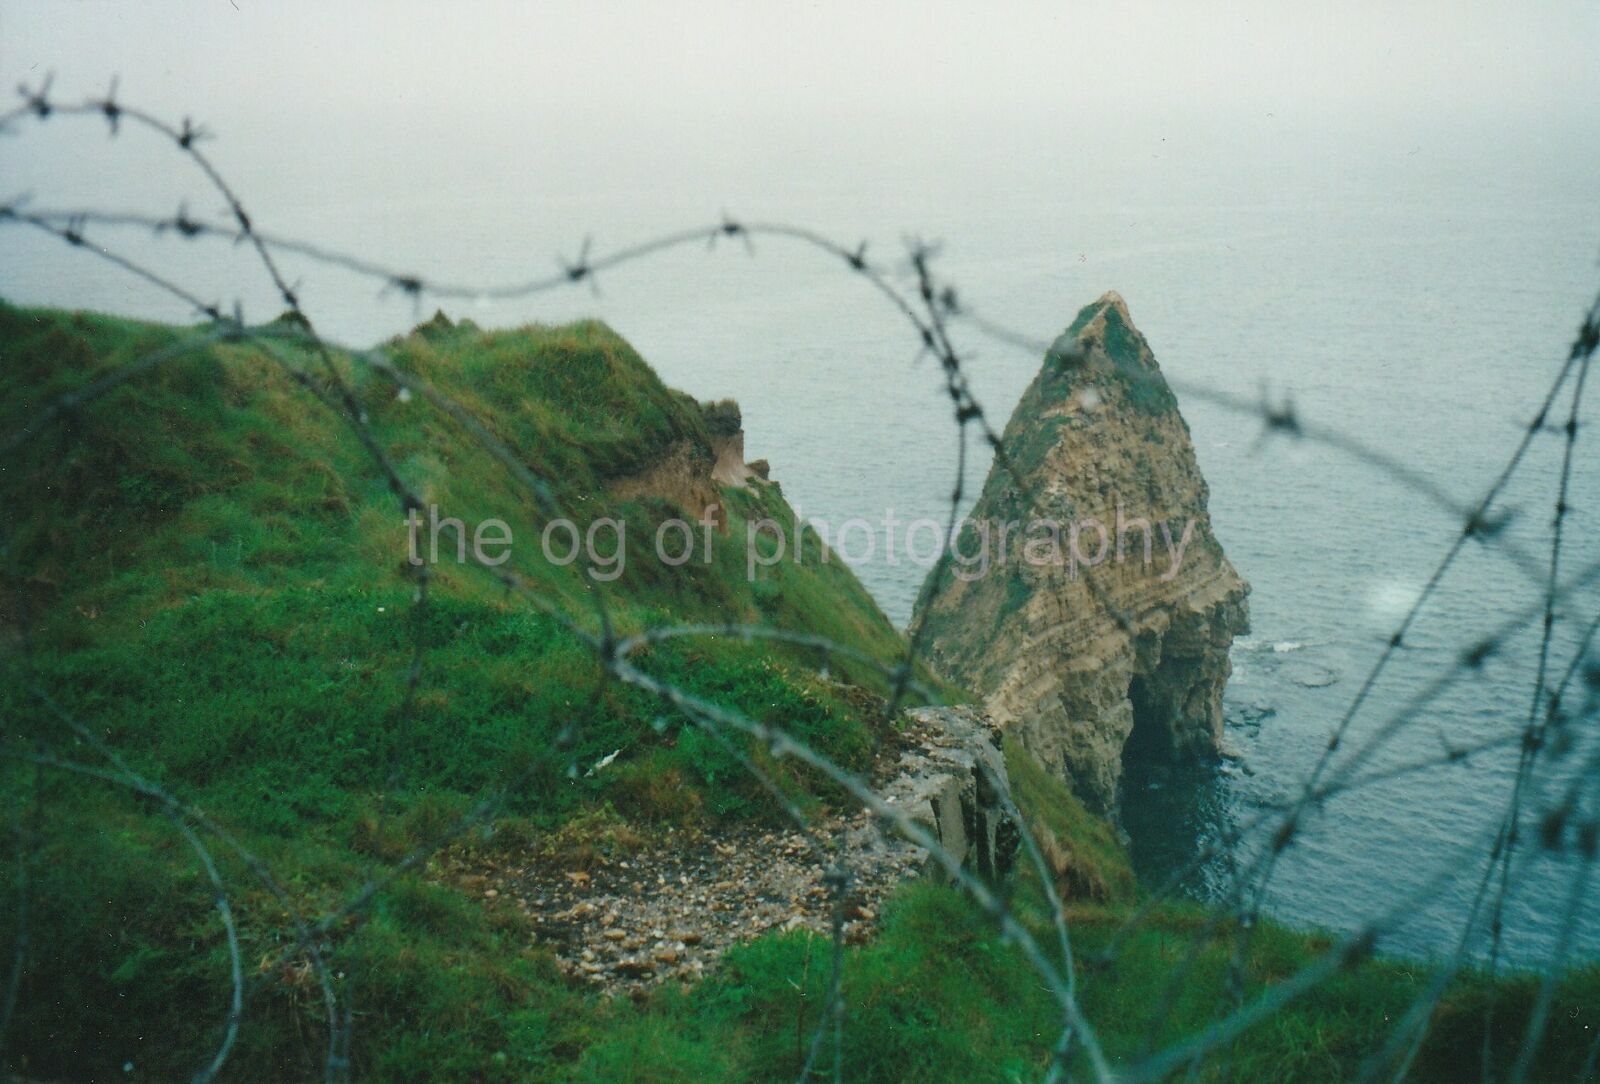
[[4, 114, 1598, 965]]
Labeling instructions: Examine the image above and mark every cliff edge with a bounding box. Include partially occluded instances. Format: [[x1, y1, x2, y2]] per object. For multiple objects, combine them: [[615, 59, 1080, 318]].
[[911, 292, 1249, 813]]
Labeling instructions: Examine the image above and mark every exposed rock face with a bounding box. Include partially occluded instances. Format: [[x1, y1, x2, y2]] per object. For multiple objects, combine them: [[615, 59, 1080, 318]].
[[606, 398, 766, 527], [608, 439, 722, 521], [911, 293, 1249, 814], [867, 706, 1019, 884]]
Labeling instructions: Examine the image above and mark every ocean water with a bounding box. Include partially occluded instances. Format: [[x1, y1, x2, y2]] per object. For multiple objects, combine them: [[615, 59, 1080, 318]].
[[4, 110, 1599, 967]]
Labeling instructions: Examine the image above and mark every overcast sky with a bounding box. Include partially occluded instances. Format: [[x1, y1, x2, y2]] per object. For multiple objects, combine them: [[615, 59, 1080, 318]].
[[4, 2, 1597, 135], [3, 0, 1597, 338]]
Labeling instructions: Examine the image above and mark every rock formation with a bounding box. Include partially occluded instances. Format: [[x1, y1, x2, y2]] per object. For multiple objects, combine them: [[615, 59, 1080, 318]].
[[607, 398, 766, 527], [911, 292, 1249, 814], [863, 706, 1019, 884]]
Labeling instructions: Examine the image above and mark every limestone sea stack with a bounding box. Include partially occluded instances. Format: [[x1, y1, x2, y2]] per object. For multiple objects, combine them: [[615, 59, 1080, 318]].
[[910, 292, 1249, 814]]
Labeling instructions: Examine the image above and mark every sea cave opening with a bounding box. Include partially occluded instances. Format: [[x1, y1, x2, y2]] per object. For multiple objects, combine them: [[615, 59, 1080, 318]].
[[1124, 672, 1175, 767]]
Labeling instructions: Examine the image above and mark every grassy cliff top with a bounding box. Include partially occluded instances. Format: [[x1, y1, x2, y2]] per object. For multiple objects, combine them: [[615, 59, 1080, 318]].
[[2, 301, 1594, 1083], [1, 300, 914, 830]]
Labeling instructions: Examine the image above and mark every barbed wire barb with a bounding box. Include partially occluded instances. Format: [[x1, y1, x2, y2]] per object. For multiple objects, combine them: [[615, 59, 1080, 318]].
[[0, 80, 1595, 1082]]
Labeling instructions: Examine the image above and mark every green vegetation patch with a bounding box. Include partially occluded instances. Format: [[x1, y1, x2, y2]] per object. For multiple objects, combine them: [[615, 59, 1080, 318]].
[[3, 300, 1593, 1083]]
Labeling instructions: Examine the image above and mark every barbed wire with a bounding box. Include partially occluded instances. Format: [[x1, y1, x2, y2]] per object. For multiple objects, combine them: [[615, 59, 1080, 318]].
[[1, 77, 1596, 1083], [0, 200, 1558, 587]]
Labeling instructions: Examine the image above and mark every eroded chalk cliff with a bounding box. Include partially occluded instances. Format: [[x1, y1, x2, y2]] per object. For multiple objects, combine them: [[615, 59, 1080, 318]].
[[911, 292, 1249, 814], [607, 398, 765, 528]]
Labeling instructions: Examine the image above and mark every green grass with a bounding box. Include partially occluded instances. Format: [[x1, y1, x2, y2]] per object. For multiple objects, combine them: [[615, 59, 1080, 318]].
[[1003, 738, 1136, 904], [1043, 297, 1177, 416], [9, 789, 1596, 1082], [1, 300, 1594, 1082], [0, 299, 920, 1077], [0, 301, 916, 828], [1097, 302, 1179, 416]]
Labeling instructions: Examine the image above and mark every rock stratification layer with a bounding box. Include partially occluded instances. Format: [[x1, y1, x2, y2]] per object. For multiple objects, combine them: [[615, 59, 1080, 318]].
[[911, 293, 1249, 813]]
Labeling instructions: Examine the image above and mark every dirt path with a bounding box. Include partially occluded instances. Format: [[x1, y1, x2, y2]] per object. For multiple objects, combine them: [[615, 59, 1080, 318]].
[[434, 708, 1005, 993]]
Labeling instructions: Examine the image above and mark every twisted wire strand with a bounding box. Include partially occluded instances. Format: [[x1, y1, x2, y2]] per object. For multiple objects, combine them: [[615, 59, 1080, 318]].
[[1, 78, 1595, 1082]]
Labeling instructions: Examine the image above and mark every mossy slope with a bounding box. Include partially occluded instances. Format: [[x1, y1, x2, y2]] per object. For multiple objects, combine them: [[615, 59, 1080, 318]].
[[0, 302, 1593, 1082]]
